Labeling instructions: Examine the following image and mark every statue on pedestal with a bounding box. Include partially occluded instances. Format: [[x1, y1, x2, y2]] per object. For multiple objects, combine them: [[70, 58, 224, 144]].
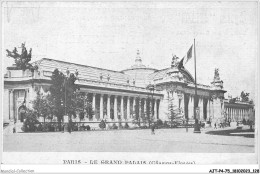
[[171, 55, 179, 68], [214, 68, 220, 81], [6, 43, 36, 71]]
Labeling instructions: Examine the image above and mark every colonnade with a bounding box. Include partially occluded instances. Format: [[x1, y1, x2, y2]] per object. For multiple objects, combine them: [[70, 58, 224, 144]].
[[85, 92, 160, 121], [224, 107, 253, 121]]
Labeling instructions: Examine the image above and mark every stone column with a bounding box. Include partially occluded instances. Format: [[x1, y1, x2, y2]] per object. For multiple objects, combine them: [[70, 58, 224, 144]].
[[232, 108, 234, 121], [107, 95, 111, 120], [234, 108, 236, 121], [127, 96, 130, 120], [152, 99, 156, 120], [211, 100, 215, 119], [237, 109, 239, 121], [139, 98, 142, 120], [154, 99, 158, 120], [232, 108, 235, 121], [84, 92, 88, 120], [188, 95, 194, 119], [237, 109, 240, 120], [100, 94, 104, 120], [232, 108, 234, 120], [198, 97, 203, 120], [9, 89, 14, 121], [178, 93, 184, 115], [149, 99, 152, 120], [144, 99, 147, 118], [227, 108, 230, 120], [121, 96, 124, 120], [132, 97, 136, 119], [207, 99, 211, 120], [229, 108, 231, 120], [235, 109, 238, 121], [92, 93, 96, 120], [114, 96, 118, 121]]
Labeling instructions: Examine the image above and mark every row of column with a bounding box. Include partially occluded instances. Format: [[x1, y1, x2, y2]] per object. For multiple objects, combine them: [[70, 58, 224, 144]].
[[187, 95, 210, 120], [225, 107, 252, 121], [90, 93, 159, 121]]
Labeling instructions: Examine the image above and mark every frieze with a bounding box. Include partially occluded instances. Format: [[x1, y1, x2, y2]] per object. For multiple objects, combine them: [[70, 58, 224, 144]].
[[165, 84, 184, 93], [184, 88, 210, 97]]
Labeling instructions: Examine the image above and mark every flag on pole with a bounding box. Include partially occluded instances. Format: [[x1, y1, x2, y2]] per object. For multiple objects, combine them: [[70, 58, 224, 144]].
[[178, 44, 193, 69], [184, 45, 193, 64]]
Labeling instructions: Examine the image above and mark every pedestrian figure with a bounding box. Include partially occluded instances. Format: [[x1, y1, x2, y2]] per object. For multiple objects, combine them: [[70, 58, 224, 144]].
[[151, 124, 155, 135], [214, 122, 217, 129], [13, 120, 16, 133]]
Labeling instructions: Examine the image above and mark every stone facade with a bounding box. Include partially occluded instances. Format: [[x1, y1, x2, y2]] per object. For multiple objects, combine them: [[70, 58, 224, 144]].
[[3, 53, 255, 128]]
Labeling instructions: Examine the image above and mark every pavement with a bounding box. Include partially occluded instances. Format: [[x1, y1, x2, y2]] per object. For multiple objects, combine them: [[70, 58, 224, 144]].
[[3, 127, 256, 153]]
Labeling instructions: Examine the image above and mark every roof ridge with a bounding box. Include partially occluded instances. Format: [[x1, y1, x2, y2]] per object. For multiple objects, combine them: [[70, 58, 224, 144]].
[[35, 58, 129, 75]]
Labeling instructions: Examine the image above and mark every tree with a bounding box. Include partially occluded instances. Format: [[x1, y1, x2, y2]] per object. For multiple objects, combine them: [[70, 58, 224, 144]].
[[229, 98, 237, 104], [64, 72, 80, 118], [49, 68, 80, 131], [99, 120, 106, 129], [6, 43, 37, 71], [240, 91, 250, 102], [22, 109, 40, 132], [167, 98, 184, 128], [32, 91, 53, 123], [74, 92, 94, 120], [49, 69, 66, 131]]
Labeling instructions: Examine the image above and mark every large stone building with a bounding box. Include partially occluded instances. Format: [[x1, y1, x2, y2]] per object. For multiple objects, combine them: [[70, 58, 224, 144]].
[[3, 51, 255, 129]]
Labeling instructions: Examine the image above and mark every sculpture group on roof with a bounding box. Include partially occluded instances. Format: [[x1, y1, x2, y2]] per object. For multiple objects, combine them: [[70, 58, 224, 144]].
[[6, 43, 36, 71]]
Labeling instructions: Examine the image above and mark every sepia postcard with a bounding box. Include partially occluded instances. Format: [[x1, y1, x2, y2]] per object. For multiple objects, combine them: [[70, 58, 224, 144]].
[[0, 0, 259, 173]]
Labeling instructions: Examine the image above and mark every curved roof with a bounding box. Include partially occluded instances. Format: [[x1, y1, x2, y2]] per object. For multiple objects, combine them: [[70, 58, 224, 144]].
[[33, 58, 132, 86]]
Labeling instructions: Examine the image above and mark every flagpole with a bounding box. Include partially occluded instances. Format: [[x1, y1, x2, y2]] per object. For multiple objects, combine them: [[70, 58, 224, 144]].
[[194, 38, 197, 118], [193, 38, 201, 133]]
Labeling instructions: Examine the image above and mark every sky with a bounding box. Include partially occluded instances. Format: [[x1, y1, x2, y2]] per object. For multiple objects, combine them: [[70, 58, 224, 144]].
[[2, 1, 258, 101]]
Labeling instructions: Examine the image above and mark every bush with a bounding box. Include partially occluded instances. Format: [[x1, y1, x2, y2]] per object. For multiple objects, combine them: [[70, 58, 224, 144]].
[[124, 123, 129, 129], [36, 124, 43, 132], [86, 125, 91, 131], [118, 122, 123, 129], [156, 119, 163, 126], [48, 123, 55, 132], [99, 120, 106, 129], [79, 126, 85, 131], [22, 110, 40, 132], [140, 125, 148, 129], [73, 124, 78, 131], [41, 124, 49, 132], [242, 118, 246, 125], [163, 121, 170, 128], [112, 123, 118, 129]]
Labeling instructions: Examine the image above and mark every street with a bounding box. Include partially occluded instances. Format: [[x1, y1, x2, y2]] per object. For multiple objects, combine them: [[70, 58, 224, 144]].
[[3, 128, 255, 153]]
